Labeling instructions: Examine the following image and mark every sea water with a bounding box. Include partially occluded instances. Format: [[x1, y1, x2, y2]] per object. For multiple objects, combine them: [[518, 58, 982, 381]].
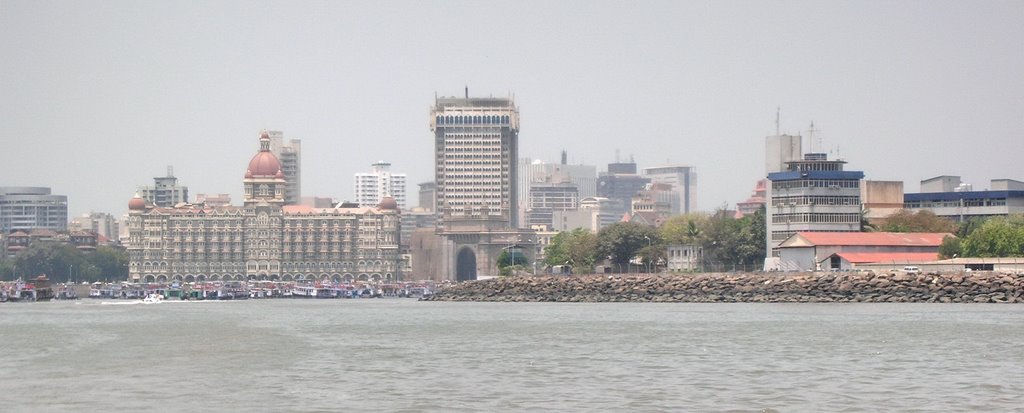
[[1, 300, 1022, 412]]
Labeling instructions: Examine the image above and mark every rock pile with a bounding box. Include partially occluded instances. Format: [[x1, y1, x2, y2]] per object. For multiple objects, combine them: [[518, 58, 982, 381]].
[[427, 272, 1024, 303]]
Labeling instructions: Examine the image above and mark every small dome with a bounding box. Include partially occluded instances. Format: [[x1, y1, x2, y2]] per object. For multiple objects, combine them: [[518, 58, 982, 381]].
[[246, 130, 282, 177], [128, 194, 146, 211], [377, 197, 399, 211], [275, 169, 285, 179]]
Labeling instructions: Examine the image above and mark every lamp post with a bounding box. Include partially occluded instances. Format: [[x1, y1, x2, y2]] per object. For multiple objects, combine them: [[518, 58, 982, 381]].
[[643, 236, 652, 273]]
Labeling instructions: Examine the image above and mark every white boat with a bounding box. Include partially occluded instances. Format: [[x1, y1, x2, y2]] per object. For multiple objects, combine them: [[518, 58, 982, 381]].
[[143, 293, 164, 304]]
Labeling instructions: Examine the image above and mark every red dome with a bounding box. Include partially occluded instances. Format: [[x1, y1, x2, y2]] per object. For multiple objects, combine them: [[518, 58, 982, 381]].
[[377, 197, 399, 211], [246, 130, 281, 177], [247, 152, 281, 177], [128, 194, 146, 210]]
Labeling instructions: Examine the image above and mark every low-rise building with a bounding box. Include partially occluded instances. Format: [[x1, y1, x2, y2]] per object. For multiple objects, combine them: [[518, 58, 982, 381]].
[[904, 177, 1024, 222], [777, 231, 949, 271]]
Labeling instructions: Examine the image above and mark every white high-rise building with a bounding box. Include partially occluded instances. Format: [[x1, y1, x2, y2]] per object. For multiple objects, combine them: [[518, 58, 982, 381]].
[[267, 130, 301, 205], [354, 161, 407, 209]]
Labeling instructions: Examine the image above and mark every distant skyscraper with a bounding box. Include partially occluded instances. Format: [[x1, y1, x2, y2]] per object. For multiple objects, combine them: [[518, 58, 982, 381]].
[[0, 187, 68, 232], [518, 155, 597, 225], [642, 165, 697, 214], [138, 166, 188, 207], [431, 94, 519, 229], [597, 160, 649, 217], [69, 212, 119, 241], [354, 161, 407, 209], [765, 134, 802, 174], [418, 182, 436, 211], [267, 130, 301, 205]]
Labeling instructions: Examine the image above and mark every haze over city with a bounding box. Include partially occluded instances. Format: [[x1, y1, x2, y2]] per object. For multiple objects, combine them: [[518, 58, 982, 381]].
[[2, 0, 1022, 216]]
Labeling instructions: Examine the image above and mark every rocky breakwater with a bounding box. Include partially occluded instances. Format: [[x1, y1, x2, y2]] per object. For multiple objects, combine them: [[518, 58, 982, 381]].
[[427, 272, 1024, 303]]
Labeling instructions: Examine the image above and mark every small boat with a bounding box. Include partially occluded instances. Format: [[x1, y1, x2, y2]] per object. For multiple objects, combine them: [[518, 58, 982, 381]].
[[143, 293, 164, 303]]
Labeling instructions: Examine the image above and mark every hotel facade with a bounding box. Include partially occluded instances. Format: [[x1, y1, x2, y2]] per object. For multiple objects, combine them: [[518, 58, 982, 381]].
[[126, 131, 401, 283]]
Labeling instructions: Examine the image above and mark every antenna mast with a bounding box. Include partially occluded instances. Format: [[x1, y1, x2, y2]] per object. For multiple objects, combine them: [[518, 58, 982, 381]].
[[775, 107, 780, 136]]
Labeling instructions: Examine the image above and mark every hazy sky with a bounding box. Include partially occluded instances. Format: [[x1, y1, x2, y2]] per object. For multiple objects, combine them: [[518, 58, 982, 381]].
[[3, 0, 1023, 217]]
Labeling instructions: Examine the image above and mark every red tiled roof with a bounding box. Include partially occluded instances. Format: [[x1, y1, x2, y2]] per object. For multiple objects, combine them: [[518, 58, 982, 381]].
[[792, 232, 951, 247], [827, 252, 939, 264]]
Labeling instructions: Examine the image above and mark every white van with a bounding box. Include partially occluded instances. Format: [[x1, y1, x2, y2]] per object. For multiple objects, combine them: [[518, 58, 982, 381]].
[[902, 266, 921, 274]]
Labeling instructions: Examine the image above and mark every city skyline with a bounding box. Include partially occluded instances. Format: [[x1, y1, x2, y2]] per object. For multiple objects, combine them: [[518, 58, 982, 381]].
[[2, 1, 1022, 217]]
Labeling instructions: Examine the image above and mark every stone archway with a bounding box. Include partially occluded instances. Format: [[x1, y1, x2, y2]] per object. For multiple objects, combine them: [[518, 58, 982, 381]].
[[456, 247, 477, 281]]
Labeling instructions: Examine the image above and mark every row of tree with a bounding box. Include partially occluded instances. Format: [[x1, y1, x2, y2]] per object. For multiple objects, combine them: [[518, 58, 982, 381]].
[[872, 209, 1024, 258], [540, 209, 767, 274], [0, 243, 129, 283]]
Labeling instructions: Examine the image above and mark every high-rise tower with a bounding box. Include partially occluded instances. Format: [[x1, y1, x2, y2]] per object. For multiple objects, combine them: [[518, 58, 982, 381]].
[[430, 94, 519, 229], [267, 131, 301, 205], [354, 161, 407, 209]]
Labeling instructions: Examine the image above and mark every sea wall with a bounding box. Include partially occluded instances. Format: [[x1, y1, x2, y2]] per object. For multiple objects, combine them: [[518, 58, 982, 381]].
[[427, 272, 1024, 303]]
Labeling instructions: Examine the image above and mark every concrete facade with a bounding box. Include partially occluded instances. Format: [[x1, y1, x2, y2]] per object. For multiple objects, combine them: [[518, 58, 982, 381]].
[[354, 161, 407, 210], [861, 180, 905, 225], [267, 131, 301, 206], [642, 165, 697, 214], [765, 153, 864, 262], [138, 166, 188, 207], [0, 187, 68, 233], [765, 134, 802, 174]]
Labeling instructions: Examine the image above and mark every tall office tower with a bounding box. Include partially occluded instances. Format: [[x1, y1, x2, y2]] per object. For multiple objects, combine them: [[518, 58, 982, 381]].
[[138, 166, 189, 207], [267, 130, 301, 205], [597, 160, 649, 217], [765, 134, 803, 174], [527, 182, 579, 230], [430, 94, 519, 229], [518, 154, 597, 225], [642, 165, 697, 214], [418, 182, 436, 211], [0, 187, 68, 232], [765, 153, 863, 259], [354, 161, 407, 209]]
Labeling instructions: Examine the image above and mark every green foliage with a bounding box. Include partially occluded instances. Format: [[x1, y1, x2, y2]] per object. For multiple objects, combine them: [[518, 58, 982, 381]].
[[880, 210, 957, 233], [496, 250, 528, 268], [596, 222, 660, 266], [700, 208, 765, 267], [5, 242, 128, 283], [543, 228, 598, 273], [660, 213, 708, 245], [938, 236, 961, 259], [959, 215, 1024, 257]]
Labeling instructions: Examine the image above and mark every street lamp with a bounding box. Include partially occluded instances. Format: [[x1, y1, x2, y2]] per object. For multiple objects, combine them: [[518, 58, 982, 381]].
[[643, 236, 652, 273]]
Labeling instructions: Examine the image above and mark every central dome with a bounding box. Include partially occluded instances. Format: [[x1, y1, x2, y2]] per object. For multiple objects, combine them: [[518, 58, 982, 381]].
[[246, 130, 282, 177]]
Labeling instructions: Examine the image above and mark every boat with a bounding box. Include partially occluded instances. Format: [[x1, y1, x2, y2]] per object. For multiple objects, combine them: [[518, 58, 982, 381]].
[[143, 293, 164, 303]]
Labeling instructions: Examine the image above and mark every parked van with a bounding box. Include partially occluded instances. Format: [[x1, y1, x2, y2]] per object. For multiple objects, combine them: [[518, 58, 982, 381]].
[[902, 266, 921, 275]]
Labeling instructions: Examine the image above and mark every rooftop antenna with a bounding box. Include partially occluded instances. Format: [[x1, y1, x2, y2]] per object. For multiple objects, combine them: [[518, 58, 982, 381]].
[[775, 107, 780, 136], [167, 165, 174, 177], [807, 122, 819, 153], [464, 86, 468, 99]]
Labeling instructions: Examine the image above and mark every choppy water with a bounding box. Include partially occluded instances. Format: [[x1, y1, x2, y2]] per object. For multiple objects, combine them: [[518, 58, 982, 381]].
[[1, 300, 1022, 412]]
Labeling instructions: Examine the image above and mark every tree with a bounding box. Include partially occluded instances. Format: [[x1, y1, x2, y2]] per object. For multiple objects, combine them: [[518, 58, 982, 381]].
[[660, 213, 708, 245], [700, 208, 765, 271], [959, 215, 1024, 257], [880, 209, 957, 233], [85, 246, 129, 282], [938, 236, 961, 259], [543, 228, 598, 273], [596, 222, 660, 269], [12, 242, 84, 283]]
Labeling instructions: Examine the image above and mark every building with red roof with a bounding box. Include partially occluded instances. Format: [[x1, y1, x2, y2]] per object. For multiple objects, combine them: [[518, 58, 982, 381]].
[[777, 231, 952, 271]]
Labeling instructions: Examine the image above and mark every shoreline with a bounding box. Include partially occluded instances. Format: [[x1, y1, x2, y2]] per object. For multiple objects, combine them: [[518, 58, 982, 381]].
[[426, 271, 1024, 303]]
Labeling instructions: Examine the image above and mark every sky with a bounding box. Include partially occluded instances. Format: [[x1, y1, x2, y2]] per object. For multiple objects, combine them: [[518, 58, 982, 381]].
[[2, 0, 1023, 218]]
